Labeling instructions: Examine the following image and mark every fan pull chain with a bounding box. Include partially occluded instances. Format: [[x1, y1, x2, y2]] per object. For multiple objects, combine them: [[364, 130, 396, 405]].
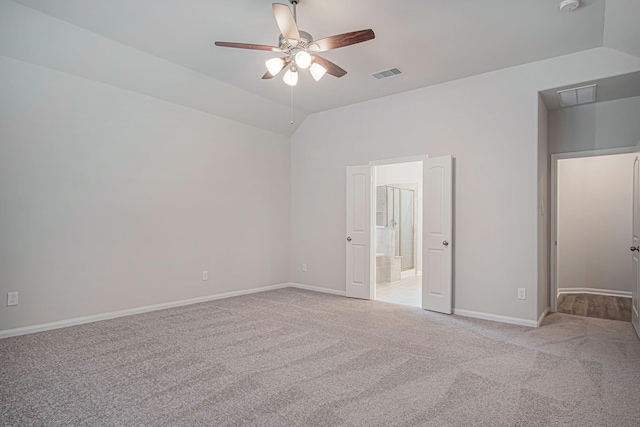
[[290, 84, 294, 125]]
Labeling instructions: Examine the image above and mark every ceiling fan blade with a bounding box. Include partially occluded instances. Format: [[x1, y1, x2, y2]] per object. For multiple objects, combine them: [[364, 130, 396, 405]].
[[308, 29, 375, 52], [272, 3, 300, 44], [215, 41, 283, 52], [312, 55, 347, 78]]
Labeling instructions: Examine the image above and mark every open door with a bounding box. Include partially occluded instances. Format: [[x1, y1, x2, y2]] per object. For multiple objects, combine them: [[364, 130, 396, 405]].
[[632, 156, 640, 338], [422, 155, 453, 314], [346, 165, 372, 299]]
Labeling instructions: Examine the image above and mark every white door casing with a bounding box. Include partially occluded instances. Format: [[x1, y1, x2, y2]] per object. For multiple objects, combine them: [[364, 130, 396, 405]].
[[632, 156, 640, 339], [422, 155, 453, 314], [346, 165, 372, 299]]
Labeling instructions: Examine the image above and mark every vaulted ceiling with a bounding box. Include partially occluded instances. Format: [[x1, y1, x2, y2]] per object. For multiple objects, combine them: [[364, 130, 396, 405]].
[[8, 0, 640, 134]]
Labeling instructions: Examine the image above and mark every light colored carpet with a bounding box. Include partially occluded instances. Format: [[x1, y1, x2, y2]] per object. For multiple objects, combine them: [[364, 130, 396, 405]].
[[1, 288, 640, 426]]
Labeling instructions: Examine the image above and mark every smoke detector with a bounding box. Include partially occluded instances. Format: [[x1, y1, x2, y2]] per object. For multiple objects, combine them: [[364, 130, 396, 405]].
[[559, 0, 580, 11]]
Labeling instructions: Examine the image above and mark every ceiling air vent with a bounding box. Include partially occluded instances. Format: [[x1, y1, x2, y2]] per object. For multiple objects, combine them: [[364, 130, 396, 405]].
[[557, 84, 597, 108], [371, 67, 404, 80]]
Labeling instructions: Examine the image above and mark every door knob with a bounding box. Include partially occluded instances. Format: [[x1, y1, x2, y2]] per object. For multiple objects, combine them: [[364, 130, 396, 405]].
[[631, 246, 639, 251], [347, 236, 352, 242], [443, 240, 449, 247]]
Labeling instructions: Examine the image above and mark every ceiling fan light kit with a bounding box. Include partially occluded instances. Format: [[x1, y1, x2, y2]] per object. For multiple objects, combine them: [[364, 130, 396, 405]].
[[294, 51, 312, 69], [310, 63, 327, 81], [266, 57, 285, 76], [215, 0, 375, 87], [283, 66, 299, 86]]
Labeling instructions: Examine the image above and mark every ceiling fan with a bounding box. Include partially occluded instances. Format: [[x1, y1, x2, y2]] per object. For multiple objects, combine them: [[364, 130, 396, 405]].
[[215, 0, 375, 86]]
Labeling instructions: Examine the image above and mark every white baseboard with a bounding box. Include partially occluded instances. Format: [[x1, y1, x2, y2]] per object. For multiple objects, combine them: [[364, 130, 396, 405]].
[[557, 287, 632, 298], [2, 283, 546, 339], [537, 307, 550, 327], [453, 308, 538, 328], [0, 283, 291, 339], [401, 269, 416, 279], [288, 282, 346, 296]]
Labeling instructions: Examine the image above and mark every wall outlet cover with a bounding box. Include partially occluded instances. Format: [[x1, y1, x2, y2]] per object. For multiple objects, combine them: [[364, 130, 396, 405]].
[[7, 292, 19, 306], [517, 288, 526, 300]]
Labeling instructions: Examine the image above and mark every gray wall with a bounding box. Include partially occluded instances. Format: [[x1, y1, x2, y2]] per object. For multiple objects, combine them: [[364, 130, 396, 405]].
[[549, 96, 640, 154], [0, 55, 291, 331], [290, 48, 640, 323], [557, 154, 636, 293]]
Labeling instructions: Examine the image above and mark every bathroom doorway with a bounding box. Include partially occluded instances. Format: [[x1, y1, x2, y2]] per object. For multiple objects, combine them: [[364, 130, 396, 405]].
[[374, 161, 423, 307]]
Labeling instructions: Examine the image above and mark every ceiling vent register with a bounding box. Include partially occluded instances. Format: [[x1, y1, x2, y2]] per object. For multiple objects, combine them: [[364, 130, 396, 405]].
[[371, 68, 403, 80]]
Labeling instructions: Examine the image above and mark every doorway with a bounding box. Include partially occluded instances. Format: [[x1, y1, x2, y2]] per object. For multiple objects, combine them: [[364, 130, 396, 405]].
[[374, 162, 422, 307], [551, 149, 636, 321], [345, 155, 453, 314]]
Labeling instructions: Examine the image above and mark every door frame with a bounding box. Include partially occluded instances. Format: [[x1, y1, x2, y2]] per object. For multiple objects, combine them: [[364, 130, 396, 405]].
[[369, 155, 428, 302], [550, 147, 635, 312]]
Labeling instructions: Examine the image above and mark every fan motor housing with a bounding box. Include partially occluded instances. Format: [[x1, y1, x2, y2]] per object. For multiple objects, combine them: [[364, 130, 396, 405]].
[[279, 30, 314, 51]]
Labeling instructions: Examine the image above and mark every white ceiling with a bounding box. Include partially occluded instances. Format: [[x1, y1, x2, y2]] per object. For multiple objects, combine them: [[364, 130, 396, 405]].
[[10, 0, 640, 118]]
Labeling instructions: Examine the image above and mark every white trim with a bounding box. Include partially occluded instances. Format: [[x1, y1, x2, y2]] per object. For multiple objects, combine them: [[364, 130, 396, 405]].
[[0, 283, 293, 339], [288, 282, 346, 296], [557, 287, 632, 298], [369, 155, 429, 166], [401, 269, 416, 279], [0, 283, 350, 339], [550, 147, 636, 312], [537, 307, 550, 327], [453, 309, 538, 328]]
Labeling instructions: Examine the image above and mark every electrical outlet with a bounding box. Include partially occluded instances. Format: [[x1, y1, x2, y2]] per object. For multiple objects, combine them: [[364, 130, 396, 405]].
[[517, 288, 526, 300], [202, 270, 208, 281], [7, 292, 18, 306], [302, 264, 307, 272]]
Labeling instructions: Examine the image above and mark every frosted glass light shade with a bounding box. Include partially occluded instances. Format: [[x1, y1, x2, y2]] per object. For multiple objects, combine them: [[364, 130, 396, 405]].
[[295, 51, 312, 69], [265, 58, 285, 76], [310, 63, 327, 81], [283, 68, 298, 86]]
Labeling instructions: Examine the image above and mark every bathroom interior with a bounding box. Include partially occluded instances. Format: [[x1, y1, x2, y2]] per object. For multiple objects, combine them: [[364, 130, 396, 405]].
[[375, 161, 423, 307]]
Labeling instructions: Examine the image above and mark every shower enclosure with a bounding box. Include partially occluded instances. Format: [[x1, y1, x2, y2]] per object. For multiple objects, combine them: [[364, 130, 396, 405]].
[[376, 185, 415, 271]]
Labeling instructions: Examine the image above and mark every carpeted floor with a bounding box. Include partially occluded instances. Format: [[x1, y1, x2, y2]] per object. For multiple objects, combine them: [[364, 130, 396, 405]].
[[1, 288, 640, 426]]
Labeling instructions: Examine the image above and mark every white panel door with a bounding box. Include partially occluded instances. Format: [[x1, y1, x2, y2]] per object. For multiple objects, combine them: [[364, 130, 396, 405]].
[[346, 165, 372, 299], [422, 155, 453, 314], [632, 156, 640, 339]]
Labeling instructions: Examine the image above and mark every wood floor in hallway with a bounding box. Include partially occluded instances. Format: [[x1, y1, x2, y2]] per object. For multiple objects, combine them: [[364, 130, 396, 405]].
[[557, 293, 632, 322]]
